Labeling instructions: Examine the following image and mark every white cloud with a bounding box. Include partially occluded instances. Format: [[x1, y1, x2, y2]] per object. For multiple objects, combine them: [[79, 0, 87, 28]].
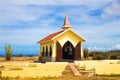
[[10, 0, 113, 7], [0, 0, 120, 51], [101, 0, 120, 18], [85, 46, 113, 51], [0, 0, 117, 26], [0, 26, 59, 45], [112, 44, 120, 50], [0, 0, 56, 26], [74, 19, 120, 47]]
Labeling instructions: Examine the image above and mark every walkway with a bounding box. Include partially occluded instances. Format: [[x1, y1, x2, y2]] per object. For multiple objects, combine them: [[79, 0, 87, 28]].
[[69, 63, 81, 76]]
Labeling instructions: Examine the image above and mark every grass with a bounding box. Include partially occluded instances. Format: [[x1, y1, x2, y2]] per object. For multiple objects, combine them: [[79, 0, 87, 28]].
[[0, 56, 39, 62], [97, 73, 120, 77]]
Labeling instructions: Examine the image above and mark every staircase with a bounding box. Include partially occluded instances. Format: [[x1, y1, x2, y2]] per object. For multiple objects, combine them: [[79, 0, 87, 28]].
[[69, 63, 95, 77], [69, 63, 81, 76]]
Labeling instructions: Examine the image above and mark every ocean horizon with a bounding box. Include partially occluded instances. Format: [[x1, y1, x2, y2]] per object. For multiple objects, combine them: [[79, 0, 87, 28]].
[[0, 44, 40, 57], [0, 43, 119, 57]]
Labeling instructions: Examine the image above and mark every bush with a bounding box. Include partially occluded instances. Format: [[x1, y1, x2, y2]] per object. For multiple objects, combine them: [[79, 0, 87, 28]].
[[2, 76, 10, 80], [93, 55, 104, 60], [5, 44, 13, 60], [19, 54, 23, 57], [83, 47, 89, 58], [110, 55, 117, 59]]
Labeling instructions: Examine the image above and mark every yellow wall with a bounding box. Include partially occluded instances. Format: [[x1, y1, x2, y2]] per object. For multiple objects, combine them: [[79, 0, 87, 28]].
[[39, 29, 84, 61], [53, 29, 84, 58], [53, 30, 83, 47], [40, 41, 53, 56], [75, 60, 120, 75]]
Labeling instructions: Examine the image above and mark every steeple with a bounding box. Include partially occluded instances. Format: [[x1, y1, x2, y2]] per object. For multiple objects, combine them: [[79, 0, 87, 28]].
[[62, 13, 71, 30]]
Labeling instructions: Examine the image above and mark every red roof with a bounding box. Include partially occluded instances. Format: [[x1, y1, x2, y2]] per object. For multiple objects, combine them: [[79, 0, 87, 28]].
[[37, 30, 64, 43]]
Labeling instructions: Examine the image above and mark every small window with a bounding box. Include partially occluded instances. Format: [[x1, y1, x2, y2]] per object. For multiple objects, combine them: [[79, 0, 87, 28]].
[[46, 46, 48, 56], [50, 46, 52, 57], [42, 46, 44, 56]]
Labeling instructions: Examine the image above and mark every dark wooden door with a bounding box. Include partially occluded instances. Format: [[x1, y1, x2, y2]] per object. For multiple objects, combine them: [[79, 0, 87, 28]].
[[75, 42, 81, 60], [56, 41, 62, 61], [63, 41, 74, 59]]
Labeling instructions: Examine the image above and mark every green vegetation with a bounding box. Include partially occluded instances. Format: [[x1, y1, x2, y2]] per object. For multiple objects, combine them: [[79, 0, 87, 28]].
[[83, 47, 89, 58], [83, 48, 120, 60], [5, 44, 13, 60], [96, 73, 120, 77]]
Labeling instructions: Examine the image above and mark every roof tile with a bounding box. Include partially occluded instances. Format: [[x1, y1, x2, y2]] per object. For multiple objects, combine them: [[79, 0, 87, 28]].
[[37, 30, 64, 43]]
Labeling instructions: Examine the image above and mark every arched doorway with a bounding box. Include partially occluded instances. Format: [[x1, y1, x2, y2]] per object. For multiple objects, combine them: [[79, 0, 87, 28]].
[[63, 41, 74, 59]]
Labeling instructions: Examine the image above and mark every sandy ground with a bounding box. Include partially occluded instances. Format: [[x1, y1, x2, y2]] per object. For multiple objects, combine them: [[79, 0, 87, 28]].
[[0, 56, 38, 62]]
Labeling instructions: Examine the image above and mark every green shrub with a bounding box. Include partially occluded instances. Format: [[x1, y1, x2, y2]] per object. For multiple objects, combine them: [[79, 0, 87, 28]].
[[19, 54, 23, 57], [2, 76, 10, 80], [110, 55, 117, 59], [10, 67, 23, 70], [111, 73, 120, 76], [5, 44, 13, 60], [93, 55, 104, 60], [96, 73, 120, 77], [15, 76, 20, 79], [83, 47, 89, 58]]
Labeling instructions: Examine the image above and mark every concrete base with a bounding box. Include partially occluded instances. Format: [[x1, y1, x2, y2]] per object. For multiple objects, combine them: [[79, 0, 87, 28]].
[[41, 57, 56, 62], [41, 57, 52, 62]]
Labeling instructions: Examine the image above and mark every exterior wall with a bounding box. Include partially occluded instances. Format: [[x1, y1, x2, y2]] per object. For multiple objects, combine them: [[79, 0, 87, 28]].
[[39, 29, 85, 62], [52, 42, 56, 61], [56, 41, 62, 61], [40, 41, 55, 62], [53, 30, 83, 47], [53, 30, 84, 60], [80, 43, 84, 60], [74, 42, 81, 60], [41, 57, 52, 62]]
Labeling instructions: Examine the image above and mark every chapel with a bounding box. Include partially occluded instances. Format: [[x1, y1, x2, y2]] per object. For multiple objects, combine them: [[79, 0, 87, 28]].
[[37, 14, 86, 62]]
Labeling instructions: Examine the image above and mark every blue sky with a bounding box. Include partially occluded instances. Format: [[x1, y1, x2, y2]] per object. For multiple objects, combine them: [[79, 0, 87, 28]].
[[0, 0, 120, 55]]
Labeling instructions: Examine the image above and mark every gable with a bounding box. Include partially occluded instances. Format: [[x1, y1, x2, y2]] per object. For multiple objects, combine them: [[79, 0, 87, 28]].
[[53, 29, 86, 47], [37, 28, 86, 45]]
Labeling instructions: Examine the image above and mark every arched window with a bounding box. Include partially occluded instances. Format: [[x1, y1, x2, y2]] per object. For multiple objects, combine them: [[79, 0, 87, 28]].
[[50, 46, 52, 57], [42, 46, 44, 56], [46, 46, 48, 56]]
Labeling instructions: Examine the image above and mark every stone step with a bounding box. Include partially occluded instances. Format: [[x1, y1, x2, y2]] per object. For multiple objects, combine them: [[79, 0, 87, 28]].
[[78, 68, 85, 70], [80, 70, 94, 73]]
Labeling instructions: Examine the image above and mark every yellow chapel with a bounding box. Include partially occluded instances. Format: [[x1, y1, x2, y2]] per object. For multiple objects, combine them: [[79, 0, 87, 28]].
[[37, 14, 86, 62]]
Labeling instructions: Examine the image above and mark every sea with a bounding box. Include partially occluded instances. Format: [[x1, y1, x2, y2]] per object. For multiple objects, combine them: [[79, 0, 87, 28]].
[[0, 44, 40, 57]]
